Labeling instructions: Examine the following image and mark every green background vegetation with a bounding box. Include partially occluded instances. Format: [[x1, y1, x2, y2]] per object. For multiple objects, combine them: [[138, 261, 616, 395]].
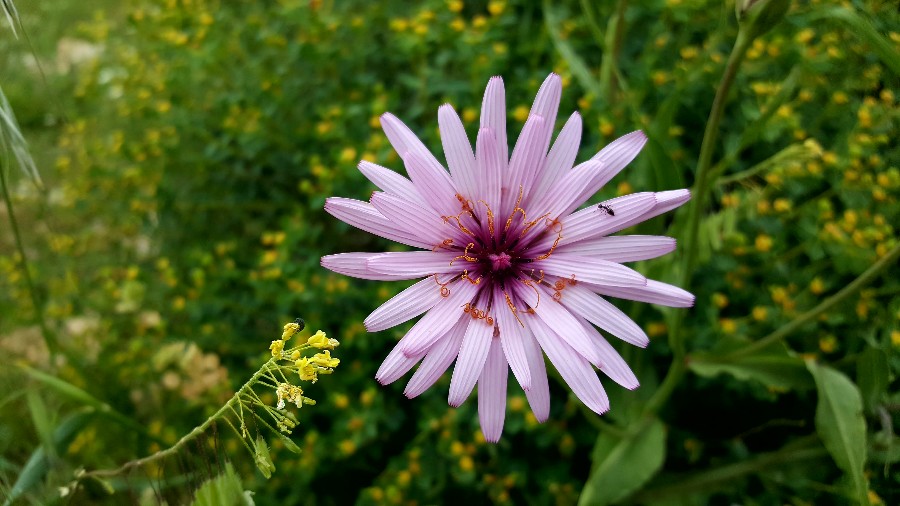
[[1, 0, 898, 504]]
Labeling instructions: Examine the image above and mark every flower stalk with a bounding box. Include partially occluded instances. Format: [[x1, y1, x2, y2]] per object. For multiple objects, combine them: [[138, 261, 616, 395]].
[[81, 323, 339, 481]]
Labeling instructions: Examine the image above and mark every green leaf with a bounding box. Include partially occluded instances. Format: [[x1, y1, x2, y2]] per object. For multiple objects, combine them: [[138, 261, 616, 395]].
[[253, 434, 275, 479], [689, 347, 814, 390], [806, 360, 868, 504], [191, 463, 255, 506], [856, 347, 888, 413], [578, 418, 666, 506]]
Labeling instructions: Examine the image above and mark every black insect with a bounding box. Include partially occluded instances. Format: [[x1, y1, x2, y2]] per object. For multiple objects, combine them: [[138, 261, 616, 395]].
[[293, 317, 306, 332], [597, 204, 615, 216]]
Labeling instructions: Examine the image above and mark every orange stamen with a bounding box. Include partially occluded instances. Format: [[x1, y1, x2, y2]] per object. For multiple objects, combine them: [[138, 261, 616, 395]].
[[432, 238, 454, 252], [477, 200, 496, 238], [461, 270, 482, 285], [504, 186, 525, 232], [450, 242, 479, 266], [433, 274, 451, 297], [504, 291, 524, 327]]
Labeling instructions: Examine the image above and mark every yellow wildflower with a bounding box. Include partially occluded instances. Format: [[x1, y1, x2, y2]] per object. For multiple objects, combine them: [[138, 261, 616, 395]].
[[270, 339, 285, 357], [282, 321, 300, 340], [295, 358, 318, 382], [307, 330, 340, 349], [311, 350, 340, 368]]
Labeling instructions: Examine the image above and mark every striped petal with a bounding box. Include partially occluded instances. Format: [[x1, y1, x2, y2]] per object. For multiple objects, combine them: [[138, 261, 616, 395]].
[[439, 104, 477, 199], [365, 277, 444, 332], [591, 279, 696, 308], [449, 298, 495, 407], [398, 281, 482, 356], [576, 317, 640, 390], [357, 161, 425, 206], [557, 235, 676, 263], [521, 328, 550, 422], [367, 251, 459, 278], [535, 256, 647, 288], [529, 111, 582, 202], [494, 284, 532, 391], [528, 314, 610, 415], [479, 76, 507, 165], [513, 283, 604, 367], [404, 316, 469, 398], [324, 197, 432, 249], [321, 253, 416, 281], [478, 337, 509, 443], [558, 283, 649, 347]]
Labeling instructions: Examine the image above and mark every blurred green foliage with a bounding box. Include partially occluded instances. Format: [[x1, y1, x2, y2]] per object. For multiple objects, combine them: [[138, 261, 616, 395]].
[[0, 0, 898, 504]]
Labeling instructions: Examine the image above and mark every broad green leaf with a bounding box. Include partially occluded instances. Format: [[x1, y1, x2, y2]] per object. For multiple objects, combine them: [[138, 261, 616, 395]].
[[191, 463, 255, 506], [856, 347, 888, 413], [578, 418, 666, 506], [806, 360, 868, 504], [689, 348, 813, 390], [3, 410, 94, 506]]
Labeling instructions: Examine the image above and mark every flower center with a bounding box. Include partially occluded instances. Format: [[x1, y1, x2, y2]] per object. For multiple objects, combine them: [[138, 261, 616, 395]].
[[488, 252, 512, 271]]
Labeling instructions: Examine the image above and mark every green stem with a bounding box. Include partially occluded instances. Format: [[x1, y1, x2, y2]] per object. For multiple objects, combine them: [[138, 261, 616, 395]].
[[83, 357, 278, 478], [598, 0, 628, 105], [680, 27, 753, 299], [644, 26, 754, 418], [726, 240, 900, 359], [0, 165, 59, 356]]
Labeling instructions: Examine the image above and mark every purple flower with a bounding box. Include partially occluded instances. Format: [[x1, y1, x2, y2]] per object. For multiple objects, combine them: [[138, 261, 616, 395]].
[[322, 74, 694, 442]]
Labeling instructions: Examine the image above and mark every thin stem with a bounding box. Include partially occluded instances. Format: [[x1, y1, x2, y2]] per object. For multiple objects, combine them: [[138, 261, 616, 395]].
[[599, 0, 628, 105], [680, 27, 753, 308], [83, 358, 278, 478], [644, 26, 754, 418], [633, 435, 827, 501], [726, 240, 900, 359], [0, 165, 59, 356]]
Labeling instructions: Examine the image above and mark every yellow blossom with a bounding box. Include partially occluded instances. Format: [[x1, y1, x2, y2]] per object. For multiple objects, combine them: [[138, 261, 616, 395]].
[[307, 330, 340, 349], [295, 357, 318, 382], [270, 339, 285, 357], [311, 350, 340, 368], [282, 321, 300, 340]]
